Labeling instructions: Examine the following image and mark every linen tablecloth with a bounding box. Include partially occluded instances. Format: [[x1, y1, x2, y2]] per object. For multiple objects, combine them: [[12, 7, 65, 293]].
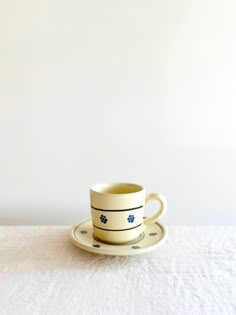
[[0, 226, 235, 315]]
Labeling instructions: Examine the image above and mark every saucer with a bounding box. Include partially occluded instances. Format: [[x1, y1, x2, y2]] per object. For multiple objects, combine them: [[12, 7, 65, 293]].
[[71, 218, 167, 256]]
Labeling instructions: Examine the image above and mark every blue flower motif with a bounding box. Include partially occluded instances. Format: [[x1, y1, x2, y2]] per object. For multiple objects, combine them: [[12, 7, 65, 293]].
[[80, 230, 88, 234], [127, 214, 135, 223], [100, 214, 108, 224], [149, 232, 158, 236]]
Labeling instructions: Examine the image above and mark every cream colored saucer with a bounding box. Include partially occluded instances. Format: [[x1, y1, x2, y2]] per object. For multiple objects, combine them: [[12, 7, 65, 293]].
[[71, 218, 167, 256]]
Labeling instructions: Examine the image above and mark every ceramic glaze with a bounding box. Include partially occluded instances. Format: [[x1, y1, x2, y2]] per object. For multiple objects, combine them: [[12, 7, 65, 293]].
[[90, 182, 167, 244], [71, 218, 167, 256]]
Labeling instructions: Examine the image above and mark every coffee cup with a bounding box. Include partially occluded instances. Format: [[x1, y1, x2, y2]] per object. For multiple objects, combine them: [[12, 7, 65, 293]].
[[90, 182, 167, 244]]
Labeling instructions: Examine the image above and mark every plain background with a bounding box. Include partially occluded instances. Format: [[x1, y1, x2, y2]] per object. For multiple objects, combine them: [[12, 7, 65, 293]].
[[0, 0, 235, 225]]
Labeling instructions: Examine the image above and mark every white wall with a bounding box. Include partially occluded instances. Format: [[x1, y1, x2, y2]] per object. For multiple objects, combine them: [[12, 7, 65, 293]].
[[0, 0, 236, 225]]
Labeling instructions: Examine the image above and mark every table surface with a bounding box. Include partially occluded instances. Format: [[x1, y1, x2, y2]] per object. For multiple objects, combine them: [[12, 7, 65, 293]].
[[0, 226, 236, 315]]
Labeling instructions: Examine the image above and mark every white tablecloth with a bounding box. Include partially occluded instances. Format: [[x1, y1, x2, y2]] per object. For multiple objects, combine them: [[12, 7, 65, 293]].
[[0, 226, 235, 315]]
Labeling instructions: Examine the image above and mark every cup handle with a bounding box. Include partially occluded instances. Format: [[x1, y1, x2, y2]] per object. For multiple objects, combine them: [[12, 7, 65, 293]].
[[143, 193, 167, 225]]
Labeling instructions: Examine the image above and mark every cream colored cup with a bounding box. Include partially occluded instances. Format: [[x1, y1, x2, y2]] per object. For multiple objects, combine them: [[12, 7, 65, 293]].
[[90, 182, 167, 245]]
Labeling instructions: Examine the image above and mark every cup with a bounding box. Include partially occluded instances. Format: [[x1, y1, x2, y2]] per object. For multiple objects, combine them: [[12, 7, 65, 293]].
[[90, 182, 167, 244]]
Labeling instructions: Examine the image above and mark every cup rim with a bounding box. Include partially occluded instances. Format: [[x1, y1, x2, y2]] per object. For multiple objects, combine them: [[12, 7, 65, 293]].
[[90, 182, 144, 196]]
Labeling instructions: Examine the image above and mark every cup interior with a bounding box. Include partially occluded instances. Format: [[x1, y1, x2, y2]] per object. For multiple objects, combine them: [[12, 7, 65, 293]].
[[91, 183, 143, 195]]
